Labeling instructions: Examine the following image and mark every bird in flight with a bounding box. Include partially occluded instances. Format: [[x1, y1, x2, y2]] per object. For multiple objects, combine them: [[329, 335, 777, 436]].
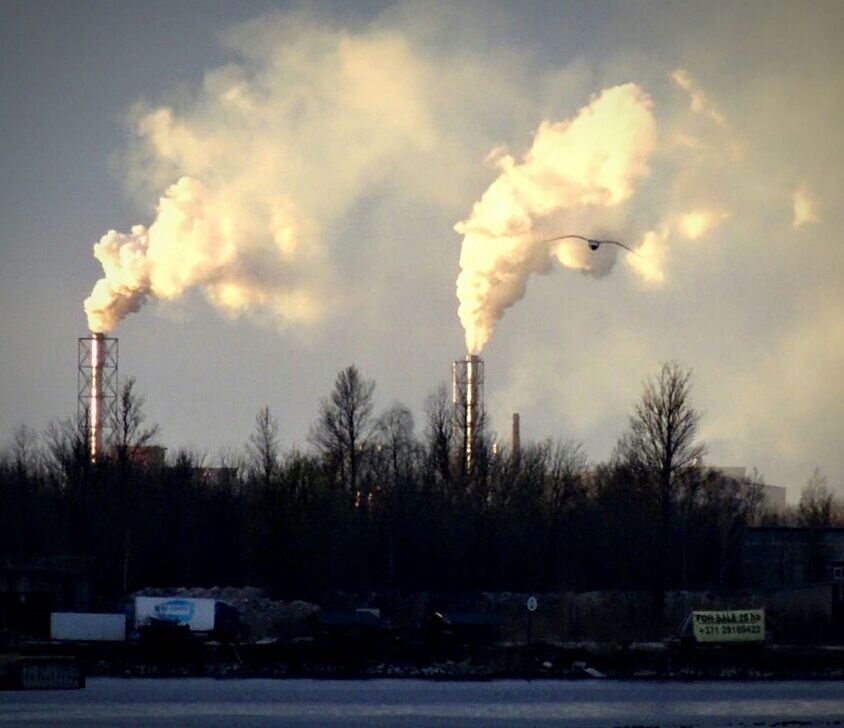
[[540, 233, 639, 256]]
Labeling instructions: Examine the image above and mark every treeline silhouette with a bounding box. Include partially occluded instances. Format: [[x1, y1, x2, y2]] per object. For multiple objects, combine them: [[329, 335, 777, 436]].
[[1, 363, 770, 605]]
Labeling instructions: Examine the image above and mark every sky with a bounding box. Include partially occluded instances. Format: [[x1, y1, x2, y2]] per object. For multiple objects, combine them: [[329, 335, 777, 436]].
[[1, 0, 842, 499]]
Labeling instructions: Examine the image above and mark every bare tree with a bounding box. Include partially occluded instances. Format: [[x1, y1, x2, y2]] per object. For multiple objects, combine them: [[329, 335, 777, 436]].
[[372, 403, 416, 586], [794, 468, 835, 582], [10, 424, 39, 479], [309, 365, 375, 499], [424, 383, 453, 484], [43, 417, 89, 487], [616, 362, 705, 617], [545, 438, 588, 513], [376, 403, 416, 486], [113, 377, 160, 466], [711, 469, 766, 589], [109, 377, 159, 594], [247, 406, 280, 486], [798, 468, 834, 527]]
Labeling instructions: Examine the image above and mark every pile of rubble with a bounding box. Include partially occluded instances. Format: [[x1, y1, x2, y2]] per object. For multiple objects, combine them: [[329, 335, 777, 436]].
[[133, 586, 319, 642]]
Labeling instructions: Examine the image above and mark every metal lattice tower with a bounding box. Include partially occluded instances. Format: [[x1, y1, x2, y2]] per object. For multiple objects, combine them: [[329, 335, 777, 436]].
[[452, 354, 484, 471], [78, 333, 118, 462]]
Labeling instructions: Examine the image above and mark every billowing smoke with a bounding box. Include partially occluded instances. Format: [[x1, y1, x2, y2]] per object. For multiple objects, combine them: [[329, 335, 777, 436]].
[[454, 84, 657, 353], [84, 177, 319, 332], [83, 14, 444, 333]]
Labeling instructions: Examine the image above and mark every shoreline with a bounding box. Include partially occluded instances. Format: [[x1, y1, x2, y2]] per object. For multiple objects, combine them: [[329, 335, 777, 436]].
[[65, 641, 844, 682]]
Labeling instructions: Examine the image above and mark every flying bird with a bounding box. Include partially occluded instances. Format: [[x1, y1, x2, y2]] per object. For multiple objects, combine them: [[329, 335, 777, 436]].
[[540, 234, 639, 256]]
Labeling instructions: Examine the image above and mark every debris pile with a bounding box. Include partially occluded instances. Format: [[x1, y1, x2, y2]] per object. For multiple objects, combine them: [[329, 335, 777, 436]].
[[133, 586, 319, 642]]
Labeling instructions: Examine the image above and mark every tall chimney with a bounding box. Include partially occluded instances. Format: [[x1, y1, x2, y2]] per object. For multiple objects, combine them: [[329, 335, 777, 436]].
[[78, 333, 118, 463], [91, 333, 104, 459], [512, 412, 520, 460], [452, 353, 484, 470]]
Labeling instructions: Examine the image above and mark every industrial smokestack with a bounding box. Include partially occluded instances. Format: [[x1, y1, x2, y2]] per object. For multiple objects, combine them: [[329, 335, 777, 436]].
[[78, 333, 118, 463], [512, 412, 520, 461], [452, 353, 484, 470], [91, 333, 103, 459]]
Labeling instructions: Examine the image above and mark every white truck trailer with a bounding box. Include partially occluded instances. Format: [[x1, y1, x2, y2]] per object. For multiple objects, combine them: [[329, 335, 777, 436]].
[[134, 596, 239, 640]]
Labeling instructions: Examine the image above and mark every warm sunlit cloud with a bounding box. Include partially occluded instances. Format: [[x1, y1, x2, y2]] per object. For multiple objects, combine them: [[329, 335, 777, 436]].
[[792, 184, 820, 229], [670, 68, 726, 127], [679, 210, 729, 240], [626, 227, 668, 285]]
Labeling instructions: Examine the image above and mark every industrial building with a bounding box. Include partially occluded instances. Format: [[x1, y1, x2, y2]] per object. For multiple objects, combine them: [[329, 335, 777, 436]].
[[741, 526, 844, 589], [704, 465, 787, 512]]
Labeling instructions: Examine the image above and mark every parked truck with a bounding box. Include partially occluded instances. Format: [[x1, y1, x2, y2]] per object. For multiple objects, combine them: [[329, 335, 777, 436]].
[[50, 612, 126, 642], [134, 596, 240, 642]]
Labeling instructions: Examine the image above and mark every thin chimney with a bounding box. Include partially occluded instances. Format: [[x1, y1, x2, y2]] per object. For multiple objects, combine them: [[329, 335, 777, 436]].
[[78, 333, 118, 463], [452, 353, 484, 470]]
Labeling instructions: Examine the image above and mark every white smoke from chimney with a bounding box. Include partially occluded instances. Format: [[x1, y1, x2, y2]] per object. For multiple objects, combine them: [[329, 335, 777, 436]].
[[454, 83, 657, 353], [84, 176, 321, 333], [81, 10, 766, 350], [83, 16, 443, 333], [85, 228, 150, 332]]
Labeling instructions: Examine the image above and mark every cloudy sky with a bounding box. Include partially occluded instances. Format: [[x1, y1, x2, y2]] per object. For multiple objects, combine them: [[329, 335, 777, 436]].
[[1, 0, 842, 498]]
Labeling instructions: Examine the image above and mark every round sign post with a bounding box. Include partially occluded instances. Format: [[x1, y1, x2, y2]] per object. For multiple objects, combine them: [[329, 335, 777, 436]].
[[526, 595, 538, 645]]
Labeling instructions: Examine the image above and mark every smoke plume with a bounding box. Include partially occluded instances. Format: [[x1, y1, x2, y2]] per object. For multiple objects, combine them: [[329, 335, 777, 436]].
[[83, 14, 444, 333], [84, 176, 320, 332], [454, 84, 657, 353]]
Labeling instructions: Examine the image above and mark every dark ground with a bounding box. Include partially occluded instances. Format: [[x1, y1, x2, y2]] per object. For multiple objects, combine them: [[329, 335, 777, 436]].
[[8, 639, 844, 682], [4, 677, 844, 727]]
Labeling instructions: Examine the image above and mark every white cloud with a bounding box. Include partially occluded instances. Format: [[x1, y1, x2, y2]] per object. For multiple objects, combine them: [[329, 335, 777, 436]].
[[679, 210, 729, 240], [792, 183, 821, 229], [670, 68, 726, 127]]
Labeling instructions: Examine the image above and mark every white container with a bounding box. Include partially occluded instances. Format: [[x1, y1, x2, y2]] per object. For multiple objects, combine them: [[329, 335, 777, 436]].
[[50, 612, 126, 641]]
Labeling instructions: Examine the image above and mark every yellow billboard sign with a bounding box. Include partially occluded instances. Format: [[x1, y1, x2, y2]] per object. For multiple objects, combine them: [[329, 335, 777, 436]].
[[692, 609, 765, 642]]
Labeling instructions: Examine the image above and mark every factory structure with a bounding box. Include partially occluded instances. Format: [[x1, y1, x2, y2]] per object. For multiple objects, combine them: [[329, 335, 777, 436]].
[[75, 335, 512, 470], [452, 353, 484, 469], [77, 332, 118, 463], [75, 329, 511, 470], [452, 353, 524, 467]]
